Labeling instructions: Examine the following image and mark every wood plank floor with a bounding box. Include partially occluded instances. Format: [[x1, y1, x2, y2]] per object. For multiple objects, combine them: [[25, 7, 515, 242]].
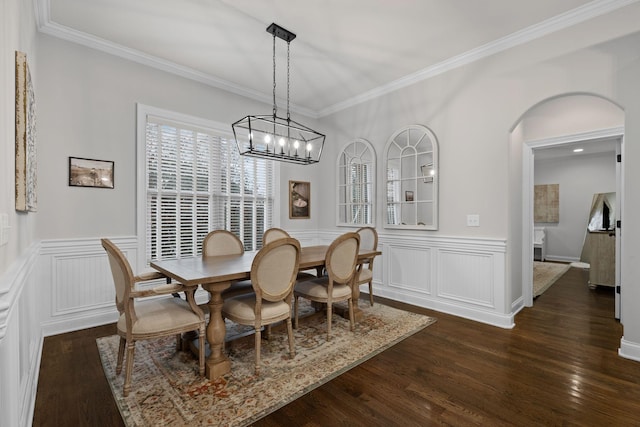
[[33, 266, 640, 426]]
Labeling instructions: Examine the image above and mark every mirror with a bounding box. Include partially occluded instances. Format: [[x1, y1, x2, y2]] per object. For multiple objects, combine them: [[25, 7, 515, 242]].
[[384, 125, 439, 230], [587, 192, 616, 232], [336, 139, 375, 226]]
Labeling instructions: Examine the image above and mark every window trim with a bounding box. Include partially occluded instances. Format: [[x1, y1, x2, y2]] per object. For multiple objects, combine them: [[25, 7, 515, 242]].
[[336, 138, 376, 227], [135, 103, 280, 272]]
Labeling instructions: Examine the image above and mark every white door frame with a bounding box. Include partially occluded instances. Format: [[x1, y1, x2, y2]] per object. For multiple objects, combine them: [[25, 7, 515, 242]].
[[521, 126, 624, 311]]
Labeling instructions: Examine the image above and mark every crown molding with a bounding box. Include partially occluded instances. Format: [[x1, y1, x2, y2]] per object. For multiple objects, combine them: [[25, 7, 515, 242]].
[[35, 0, 638, 119], [34, 0, 317, 119], [317, 0, 639, 117]]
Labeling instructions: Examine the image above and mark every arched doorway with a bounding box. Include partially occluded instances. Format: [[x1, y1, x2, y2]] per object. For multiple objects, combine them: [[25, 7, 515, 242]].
[[510, 93, 624, 314]]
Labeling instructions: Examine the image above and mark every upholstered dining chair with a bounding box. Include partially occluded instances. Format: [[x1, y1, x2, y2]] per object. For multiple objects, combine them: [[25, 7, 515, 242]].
[[355, 226, 378, 306], [221, 237, 301, 374], [262, 227, 290, 244], [203, 230, 253, 299], [101, 238, 205, 397], [263, 227, 316, 280], [294, 232, 360, 341]]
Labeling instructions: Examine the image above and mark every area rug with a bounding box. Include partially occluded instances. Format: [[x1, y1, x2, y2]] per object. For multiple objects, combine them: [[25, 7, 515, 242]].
[[97, 301, 436, 426], [534, 261, 571, 297]]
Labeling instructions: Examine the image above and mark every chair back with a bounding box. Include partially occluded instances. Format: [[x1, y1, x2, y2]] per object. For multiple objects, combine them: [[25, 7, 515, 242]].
[[263, 227, 290, 245], [251, 237, 300, 302], [101, 238, 133, 315], [326, 232, 360, 285], [356, 227, 378, 252], [203, 230, 244, 256]]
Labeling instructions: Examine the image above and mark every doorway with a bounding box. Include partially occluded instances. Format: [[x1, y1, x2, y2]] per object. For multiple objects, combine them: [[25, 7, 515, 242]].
[[513, 93, 625, 320], [523, 129, 623, 319]]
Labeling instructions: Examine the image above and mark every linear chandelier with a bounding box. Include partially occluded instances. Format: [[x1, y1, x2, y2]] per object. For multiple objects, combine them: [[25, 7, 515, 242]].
[[232, 23, 325, 165]]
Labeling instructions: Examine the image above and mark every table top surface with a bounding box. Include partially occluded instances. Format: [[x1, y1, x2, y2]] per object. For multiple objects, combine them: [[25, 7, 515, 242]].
[[150, 245, 380, 286]]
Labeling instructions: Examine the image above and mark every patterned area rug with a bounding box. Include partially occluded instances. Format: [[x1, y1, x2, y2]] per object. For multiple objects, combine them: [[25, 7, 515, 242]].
[[97, 301, 436, 426], [534, 261, 571, 297]]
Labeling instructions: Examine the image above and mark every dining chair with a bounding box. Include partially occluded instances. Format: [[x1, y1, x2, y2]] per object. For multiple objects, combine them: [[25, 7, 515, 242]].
[[294, 232, 360, 341], [263, 227, 317, 279], [356, 226, 378, 306], [262, 227, 290, 244], [221, 237, 301, 374], [203, 230, 253, 299], [101, 238, 205, 397]]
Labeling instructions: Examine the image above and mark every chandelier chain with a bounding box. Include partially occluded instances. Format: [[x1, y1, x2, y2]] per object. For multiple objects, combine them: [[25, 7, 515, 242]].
[[287, 41, 291, 121], [272, 33, 277, 118]]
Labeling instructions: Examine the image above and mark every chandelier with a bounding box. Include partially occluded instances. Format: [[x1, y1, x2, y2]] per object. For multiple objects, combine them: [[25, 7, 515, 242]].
[[232, 23, 325, 165]]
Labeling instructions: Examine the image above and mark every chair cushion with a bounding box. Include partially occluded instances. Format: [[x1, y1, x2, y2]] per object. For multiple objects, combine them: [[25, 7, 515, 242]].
[[295, 277, 351, 300], [222, 295, 291, 324], [118, 297, 202, 335], [357, 268, 373, 283]]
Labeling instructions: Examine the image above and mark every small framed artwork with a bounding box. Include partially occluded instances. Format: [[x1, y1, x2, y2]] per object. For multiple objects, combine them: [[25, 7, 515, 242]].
[[289, 180, 310, 219], [405, 191, 414, 202], [69, 157, 114, 189]]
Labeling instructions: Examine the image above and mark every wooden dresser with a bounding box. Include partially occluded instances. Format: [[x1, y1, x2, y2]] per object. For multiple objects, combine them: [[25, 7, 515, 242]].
[[588, 231, 615, 288]]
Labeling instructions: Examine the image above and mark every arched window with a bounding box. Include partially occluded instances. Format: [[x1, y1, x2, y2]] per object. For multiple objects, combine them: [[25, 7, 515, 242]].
[[384, 125, 438, 230], [336, 139, 375, 226]]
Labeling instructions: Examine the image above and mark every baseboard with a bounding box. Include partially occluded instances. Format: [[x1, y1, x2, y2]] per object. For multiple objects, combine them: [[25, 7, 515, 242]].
[[619, 337, 640, 362]]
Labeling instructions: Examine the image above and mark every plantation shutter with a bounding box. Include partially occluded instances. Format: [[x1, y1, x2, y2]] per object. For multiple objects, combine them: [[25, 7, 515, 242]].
[[145, 114, 273, 263]]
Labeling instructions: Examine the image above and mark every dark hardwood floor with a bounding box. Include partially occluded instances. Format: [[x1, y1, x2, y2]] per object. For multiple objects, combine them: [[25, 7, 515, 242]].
[[33, 266, 640, 426]]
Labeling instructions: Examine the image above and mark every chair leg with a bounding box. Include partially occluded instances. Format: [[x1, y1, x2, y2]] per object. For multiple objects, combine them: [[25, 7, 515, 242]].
[[369, 281, 374, 306], [326, 302, 332, 341], [293, 296, 299, 329], [286, 317, 295, 358], [116, 336, 126, 375], [254, 327, 261, 375], [348, 298, 355, 331], [265, 325, 272, 340], [198, 326, 205, 377], [123, 340, 135, 397]]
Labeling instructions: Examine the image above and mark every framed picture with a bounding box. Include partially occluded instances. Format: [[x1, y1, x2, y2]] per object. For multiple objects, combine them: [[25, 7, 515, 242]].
[[289, 180, 310, 219], [405, 191, 414, 202], [69, 157, 114, 189], [15, 51, 37, 212]]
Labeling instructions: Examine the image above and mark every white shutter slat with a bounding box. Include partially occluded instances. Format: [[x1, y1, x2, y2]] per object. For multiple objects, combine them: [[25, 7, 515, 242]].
[[145, 111, 274, 263]]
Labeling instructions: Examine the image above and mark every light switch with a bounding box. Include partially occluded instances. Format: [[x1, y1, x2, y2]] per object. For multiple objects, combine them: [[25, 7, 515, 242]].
[[466, 214, 480, 227]]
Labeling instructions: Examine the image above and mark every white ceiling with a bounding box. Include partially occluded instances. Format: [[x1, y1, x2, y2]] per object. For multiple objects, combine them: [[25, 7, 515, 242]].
[[36, 0, 634, 117]]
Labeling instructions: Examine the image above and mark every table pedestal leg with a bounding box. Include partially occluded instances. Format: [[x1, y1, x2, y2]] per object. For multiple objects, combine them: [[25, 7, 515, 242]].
[[202, 282, 231, 379]]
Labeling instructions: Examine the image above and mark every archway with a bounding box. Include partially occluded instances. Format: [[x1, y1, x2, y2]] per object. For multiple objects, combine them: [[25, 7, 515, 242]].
[[510, 93, 624, 311]]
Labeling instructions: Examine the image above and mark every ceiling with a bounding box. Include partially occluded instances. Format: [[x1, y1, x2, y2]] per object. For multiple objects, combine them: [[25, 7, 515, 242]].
[[534, 137, 619, 161], [36, 0, 633, 117]]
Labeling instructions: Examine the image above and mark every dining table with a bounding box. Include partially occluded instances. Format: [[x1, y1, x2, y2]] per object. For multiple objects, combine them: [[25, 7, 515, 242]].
[[150, 245, 381, 380]]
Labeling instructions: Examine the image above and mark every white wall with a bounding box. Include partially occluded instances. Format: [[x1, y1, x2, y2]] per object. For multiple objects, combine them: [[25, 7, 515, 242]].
[[35, 35, 324, 243], [534, 152, 616, 261], [0, 1, 42, 425], [617, 53, 640, 359]]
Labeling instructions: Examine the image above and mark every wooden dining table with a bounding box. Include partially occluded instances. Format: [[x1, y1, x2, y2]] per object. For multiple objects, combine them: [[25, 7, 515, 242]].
[[150, 245, 381, 379]]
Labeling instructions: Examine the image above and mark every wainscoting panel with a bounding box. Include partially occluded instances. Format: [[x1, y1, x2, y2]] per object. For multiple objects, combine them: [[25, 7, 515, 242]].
[[0, 243, 41, 427], [438, 250, 494, 307], [375, 234, 511, 328], [40, 237, 137, 336], [387, 244, 432, 295]]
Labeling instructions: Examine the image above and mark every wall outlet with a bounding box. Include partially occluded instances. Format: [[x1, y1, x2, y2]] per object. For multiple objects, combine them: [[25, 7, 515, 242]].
[[466, 214, 480, 227], [0, 213, 9, 246]]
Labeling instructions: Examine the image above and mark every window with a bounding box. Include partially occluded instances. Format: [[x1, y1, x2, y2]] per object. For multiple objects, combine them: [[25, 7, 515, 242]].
[[137, 105, 275, 266], [384, 125, 438, 230], [337, 139, 375, 226]]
